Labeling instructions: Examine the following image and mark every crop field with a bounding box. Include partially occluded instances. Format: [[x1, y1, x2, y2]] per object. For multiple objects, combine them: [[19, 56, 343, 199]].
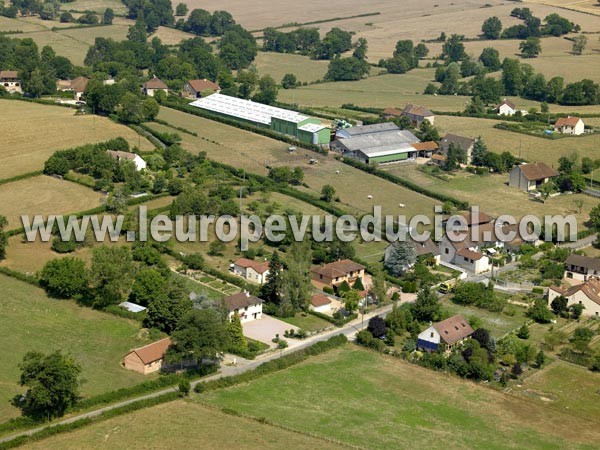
[[254, 52, 329, 84], [201, 345, 599, 449], [435, 115, 600, 167], [383, 166, 594, 230], [153, 107, 439, 220], [0, 176, 104, 229], [512, 360, 600, 420], [0, 275, 151, 420], [0, 100, 153, 180], [21, 401, 343, 450]]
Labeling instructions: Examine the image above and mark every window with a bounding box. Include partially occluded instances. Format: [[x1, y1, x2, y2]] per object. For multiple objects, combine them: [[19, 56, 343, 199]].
[[445, 248, 449, 254], [430, 332, 434, 338]]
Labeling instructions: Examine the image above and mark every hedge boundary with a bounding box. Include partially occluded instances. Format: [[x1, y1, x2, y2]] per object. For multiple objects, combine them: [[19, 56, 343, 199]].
[[0, 171, 43, 187]]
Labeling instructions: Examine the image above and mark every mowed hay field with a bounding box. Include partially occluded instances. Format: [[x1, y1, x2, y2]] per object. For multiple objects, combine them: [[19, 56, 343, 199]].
[[0, 101, 153, 180], [254, 52, 329, 84], [201, 346, 600, 449], [154, 107, 439, 219], [383, 166, 594, 230], [435, 115, 600, 167], [0, 176, 104, 228], [0, 275, 151, 420], [21, 401, 344, 450], [190, 0, 600, 58]]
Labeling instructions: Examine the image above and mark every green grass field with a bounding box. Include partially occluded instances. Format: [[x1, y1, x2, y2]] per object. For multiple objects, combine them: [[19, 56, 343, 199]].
[[279, 312, 332, 332], [512, 359, 600, 421], [21, 400, 344, 450], [201, 345, 599, 449], [0, 275, 152, 421]]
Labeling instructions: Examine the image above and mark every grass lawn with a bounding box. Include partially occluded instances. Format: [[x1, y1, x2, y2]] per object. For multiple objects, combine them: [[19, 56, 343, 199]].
[[512, 359, 600, 420], [278, 312, 332, 332], [201, 345, 599, 449], [0, 100, 153, 180], [0, 275, 152, 420], [0, 176, 104, 229], [254, 52, 329, 84], [440, 298, 528, 339], [21, 400, 343, 450], [382, 165, 593, 232]]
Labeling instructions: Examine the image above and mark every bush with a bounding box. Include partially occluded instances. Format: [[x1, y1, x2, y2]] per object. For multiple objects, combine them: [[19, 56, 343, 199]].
[[323, 286, 335, 295], [178, 380, 191, 396]]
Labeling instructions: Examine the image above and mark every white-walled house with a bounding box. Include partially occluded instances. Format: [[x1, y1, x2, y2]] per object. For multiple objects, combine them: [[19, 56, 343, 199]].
[[554, 116, 585, 135], [142, 77, 168, 97], [563, 254, 600, 283], [417, 315, 474, 352], [548, 279, 600, 318], [497, 99, 517, 116], [107, 151, 147, 171], [223, 292, 263, 323], [233, 258, 270, 284], [440, 235, 491, 274], [310, 294, 332, 314], [0, 70, 22, 94]]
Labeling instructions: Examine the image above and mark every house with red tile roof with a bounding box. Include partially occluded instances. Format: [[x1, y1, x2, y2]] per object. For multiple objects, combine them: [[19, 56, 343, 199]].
[[233, 258, 270, 284], [310, 259, 365, 289], [548, 278, 600, 317], [554, 116, 584, 135], [310, 294, 333, 313], [123, 338, 172, 374], [417, 315, 474, 352]]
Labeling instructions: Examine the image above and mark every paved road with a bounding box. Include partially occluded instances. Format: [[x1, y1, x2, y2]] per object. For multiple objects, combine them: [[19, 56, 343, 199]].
[[0, 304, 394, 444]]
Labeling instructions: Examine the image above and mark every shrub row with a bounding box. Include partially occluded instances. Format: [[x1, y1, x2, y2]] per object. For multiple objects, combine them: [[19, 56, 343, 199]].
[[341, 157, 469, 209], [164, 99, 328, 155], [0, 266, 40, 287], [127, 124, 164, 148], [200, 334, 348, 391], [137, 123, 182, 146], [0, 171, 43, 187], [153, 118, 198, 136]]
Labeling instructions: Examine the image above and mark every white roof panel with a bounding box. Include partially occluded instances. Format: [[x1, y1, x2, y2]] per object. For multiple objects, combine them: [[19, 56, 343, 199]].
[[298, 123, 328, 133], [190, 93, 308, 125]]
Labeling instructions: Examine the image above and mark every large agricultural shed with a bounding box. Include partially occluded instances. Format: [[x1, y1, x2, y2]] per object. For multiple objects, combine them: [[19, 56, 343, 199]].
[[331, 123, 426, 164], [189, 93, 331, 146]]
